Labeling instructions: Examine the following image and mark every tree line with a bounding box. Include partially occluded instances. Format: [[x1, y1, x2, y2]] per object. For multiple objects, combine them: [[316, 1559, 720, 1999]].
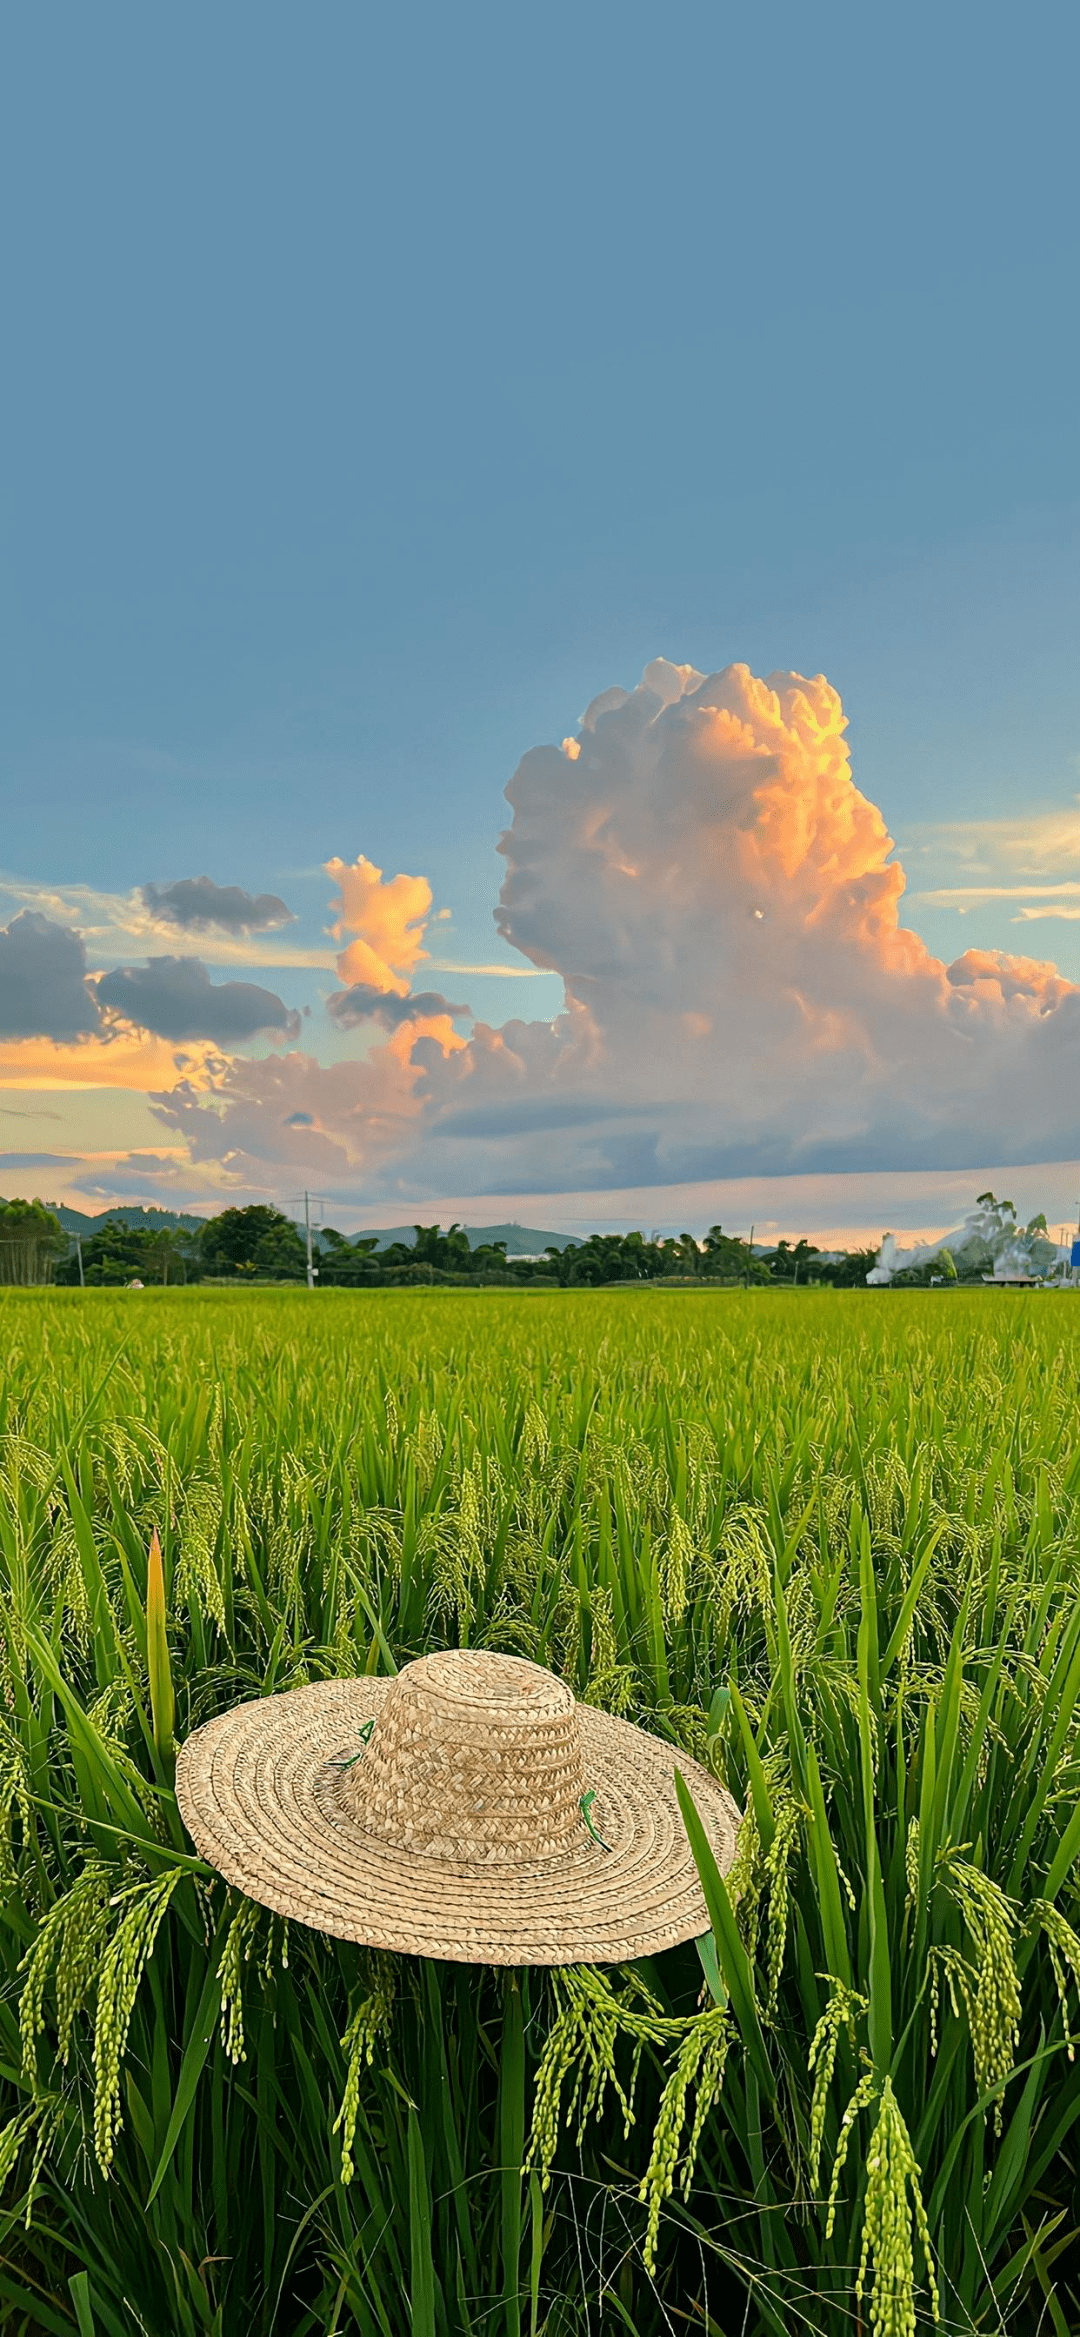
[[0, 1197, 878, 1288]]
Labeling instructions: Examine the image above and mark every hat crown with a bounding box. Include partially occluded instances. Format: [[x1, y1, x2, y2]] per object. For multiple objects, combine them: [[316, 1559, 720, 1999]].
[[346, 1649, 588, 1865]]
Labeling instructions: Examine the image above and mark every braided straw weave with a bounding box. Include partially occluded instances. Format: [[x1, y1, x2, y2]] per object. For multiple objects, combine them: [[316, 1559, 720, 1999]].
[[175, 1649, 741, 1965]]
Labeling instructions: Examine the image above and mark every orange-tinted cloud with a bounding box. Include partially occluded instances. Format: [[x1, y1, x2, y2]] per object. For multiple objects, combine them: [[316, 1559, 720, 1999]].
[[384, 1013, 466, 1060], [0, 1030, 225, 1092], [945, 947, 1075, 1011], [323, 856, 466, 1059], [325, 854, 434, 995]]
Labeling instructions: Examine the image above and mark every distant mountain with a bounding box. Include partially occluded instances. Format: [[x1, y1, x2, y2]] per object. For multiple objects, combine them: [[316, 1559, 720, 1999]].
[[334, 1222, 580, 1256], [32, 1202, 205, 1237], [0, 1197, 579, 1256]]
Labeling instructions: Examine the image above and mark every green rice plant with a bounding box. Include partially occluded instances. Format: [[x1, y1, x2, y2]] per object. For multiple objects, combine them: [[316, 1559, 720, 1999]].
[[0, 1287, 1080, 2331]]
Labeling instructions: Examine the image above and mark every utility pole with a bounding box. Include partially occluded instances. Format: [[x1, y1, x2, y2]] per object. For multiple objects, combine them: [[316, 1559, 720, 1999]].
[[289, 1191, 326, 1289], [75, 1234, 85, 1288], [745, 1224, 755, 1287]]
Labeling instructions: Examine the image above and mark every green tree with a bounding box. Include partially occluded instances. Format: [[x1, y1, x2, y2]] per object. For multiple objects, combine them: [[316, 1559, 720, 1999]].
[[198, 1206, 307, 1281], [55, 1218, 155, 1286], [545, 1230, 670, 1286], [317, 1229, 383, 1286], [814, 1246, 881, 1288], [145, 1226, 194, 1285], [670, 1232, 703, 1277], [764, 1238, 820, 1283], [366, 1224, 513, 1283], [468, 1238, 511, 1278], [0, 1199, 65, 1285], [701, 1225, 771, 1283], [411, 1223, 472, 1272]]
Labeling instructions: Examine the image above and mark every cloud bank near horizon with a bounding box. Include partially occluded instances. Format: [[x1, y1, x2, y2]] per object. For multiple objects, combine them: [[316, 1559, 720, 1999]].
[[146, 659, 1080, 1206]]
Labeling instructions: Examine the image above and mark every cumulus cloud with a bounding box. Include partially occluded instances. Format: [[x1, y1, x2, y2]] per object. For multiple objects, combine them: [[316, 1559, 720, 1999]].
[[320, 857, 468, 1057], [945, 948, 1076, 1008], [155, 1046, 422, 1188], [0, 912, 100, 1041], [152, 660, 1080, 1200], [328, 982, 471, 1030], [325, 855, 434, 995], [96, 957, 301, 1045], [141, 876, 294, 933]]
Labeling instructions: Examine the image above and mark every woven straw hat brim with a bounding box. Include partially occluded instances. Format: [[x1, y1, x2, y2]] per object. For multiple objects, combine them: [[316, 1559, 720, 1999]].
[[175, 1678, 741, 1966]]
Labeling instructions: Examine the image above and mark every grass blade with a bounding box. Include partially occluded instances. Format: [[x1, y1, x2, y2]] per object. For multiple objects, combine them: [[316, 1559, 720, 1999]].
[[146, 1526, 175, 1768]]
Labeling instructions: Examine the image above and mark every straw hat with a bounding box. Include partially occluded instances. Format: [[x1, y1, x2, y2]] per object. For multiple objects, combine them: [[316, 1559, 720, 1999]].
[[175, 1648, 741, 1966]]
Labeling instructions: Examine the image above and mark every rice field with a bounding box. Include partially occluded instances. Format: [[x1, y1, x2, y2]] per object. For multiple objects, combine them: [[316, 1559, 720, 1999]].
[[2, 1286, 1080, 2337]]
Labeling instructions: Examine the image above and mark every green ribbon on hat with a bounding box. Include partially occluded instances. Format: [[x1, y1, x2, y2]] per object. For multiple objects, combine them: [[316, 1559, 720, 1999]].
[[579, 1787, 612, 1852], [333, 1717, 375, 1770]]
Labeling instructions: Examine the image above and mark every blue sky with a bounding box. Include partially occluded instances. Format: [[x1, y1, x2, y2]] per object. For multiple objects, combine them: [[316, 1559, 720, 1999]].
[[2, 2, 1079, 1243]]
